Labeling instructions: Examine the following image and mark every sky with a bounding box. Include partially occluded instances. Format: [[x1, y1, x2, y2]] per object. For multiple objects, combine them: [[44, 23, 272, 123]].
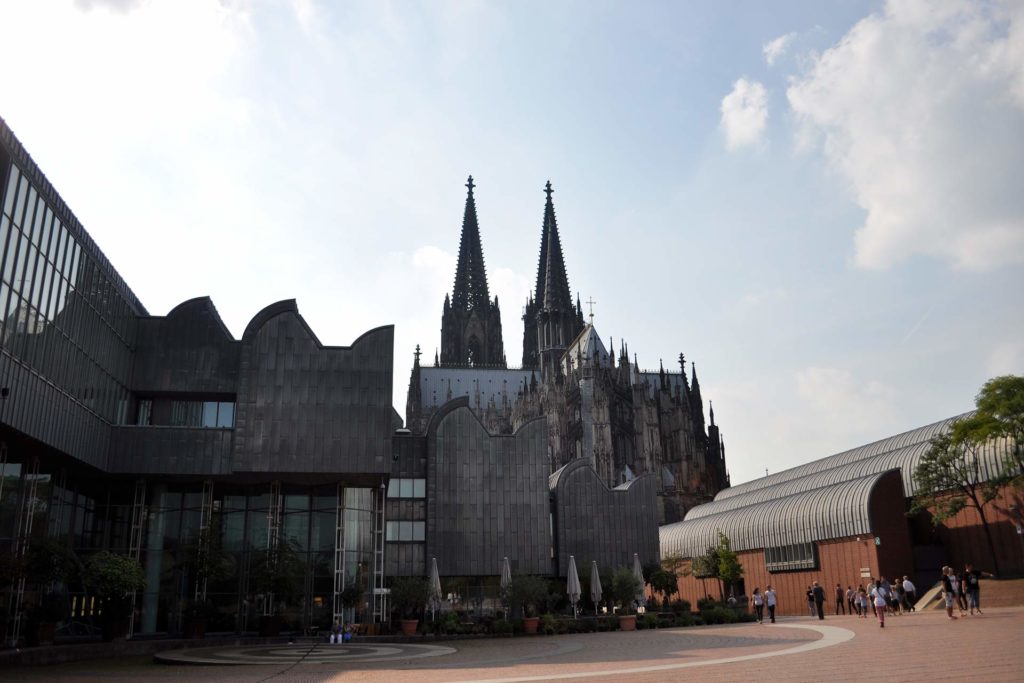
[[1, 0, 1022, 486]]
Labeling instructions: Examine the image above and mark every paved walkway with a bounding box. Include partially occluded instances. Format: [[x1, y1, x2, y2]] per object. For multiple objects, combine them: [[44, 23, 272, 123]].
[[1, 606, 1021, 682]]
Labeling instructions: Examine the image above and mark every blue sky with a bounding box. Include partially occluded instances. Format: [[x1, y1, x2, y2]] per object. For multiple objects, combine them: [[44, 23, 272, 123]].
[[1, 0, 1021, 485]]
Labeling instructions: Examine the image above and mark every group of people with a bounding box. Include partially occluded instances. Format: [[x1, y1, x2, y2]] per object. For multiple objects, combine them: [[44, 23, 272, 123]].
[[939, 563, 992, 619], [748, 586, 777, 624], [746, 564, 991, 629], [328, 620, 355, 644]]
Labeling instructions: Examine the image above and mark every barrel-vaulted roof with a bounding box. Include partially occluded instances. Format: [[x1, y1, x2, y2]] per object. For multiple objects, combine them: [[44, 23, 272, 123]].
[[713, 413, 971, 502], [661, 471, 894, 558]]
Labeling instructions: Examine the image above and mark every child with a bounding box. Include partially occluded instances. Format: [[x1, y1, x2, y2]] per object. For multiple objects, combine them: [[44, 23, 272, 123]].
[[858, 587, 869, 619]]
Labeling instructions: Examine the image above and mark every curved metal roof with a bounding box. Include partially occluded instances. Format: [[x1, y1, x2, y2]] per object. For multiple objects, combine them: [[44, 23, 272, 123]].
[[661, 471, 892, 558], [714, 412, 972, 502]]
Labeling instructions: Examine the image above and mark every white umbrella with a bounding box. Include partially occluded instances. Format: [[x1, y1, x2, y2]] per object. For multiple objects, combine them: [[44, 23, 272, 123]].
[[590, 560, 602, 616], [632, 553, 646, 608], [500, 557, 512, 617], [429, 557, 443, 621], [566, 555, 581, 619]]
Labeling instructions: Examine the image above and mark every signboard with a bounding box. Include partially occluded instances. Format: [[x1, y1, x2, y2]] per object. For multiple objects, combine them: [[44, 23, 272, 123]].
[[874, 536, 881, 546], [860, 567, 871, 578]]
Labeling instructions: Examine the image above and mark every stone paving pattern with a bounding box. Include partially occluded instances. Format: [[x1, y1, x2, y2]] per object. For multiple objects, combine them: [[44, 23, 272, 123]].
[[0, 607, 1021, 682]]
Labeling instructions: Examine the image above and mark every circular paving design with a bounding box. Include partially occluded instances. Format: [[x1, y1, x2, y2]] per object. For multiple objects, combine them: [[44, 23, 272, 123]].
[[154, 642, 457, 665]]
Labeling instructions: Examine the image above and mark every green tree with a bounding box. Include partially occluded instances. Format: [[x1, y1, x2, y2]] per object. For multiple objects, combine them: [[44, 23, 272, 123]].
[[964, 375, 1024, 479], [911, 430, 1003, 575], [608, 567, 642, 615], [716, 532, 744, 599], [648, 568, 679, 604]]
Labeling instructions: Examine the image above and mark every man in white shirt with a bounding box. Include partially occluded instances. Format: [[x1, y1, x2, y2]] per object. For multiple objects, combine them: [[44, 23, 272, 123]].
[[764, 585, 777, 624], [902, 576, 916, 612]]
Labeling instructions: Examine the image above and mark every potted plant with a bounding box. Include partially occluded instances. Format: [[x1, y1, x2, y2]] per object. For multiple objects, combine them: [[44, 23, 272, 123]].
[[24, 536, 79, 646], [508, 575, 548, 634], [249, 539, 305, 637], [177, 519, 235, 639], [609, 568, 642, 631], [390, 577, 430, 636], [82, 551, 146, 641]]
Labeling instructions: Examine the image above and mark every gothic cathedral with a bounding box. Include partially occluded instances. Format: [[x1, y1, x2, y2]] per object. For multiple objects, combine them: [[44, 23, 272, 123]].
[[406, 178, 730, 522]]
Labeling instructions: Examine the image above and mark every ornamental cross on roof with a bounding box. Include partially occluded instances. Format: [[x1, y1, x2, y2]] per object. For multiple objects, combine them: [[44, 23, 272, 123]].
[[585, 297, 596, 323]]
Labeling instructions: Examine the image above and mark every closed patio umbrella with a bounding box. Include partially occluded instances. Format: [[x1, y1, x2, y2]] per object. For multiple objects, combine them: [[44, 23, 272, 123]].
[[632, 553, 646, 609], [566, 555, 581, 619], [500, 557, 512, 617], [429, 557, 443, 621], [590, 560, 602, 616]]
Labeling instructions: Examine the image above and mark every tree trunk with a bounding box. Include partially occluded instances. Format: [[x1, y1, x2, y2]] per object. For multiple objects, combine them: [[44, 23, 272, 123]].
[[976, 504, 1002, 576]]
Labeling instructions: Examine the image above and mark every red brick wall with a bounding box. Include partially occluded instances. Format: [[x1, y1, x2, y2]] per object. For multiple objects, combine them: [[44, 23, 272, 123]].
[[933, 486, 1024, 577], [672, 537, 882, 617]]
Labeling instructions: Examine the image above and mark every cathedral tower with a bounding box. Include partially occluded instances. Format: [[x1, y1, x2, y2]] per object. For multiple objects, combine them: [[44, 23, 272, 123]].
[[525, 181, 583, 379], [440, 176, 506, 367]]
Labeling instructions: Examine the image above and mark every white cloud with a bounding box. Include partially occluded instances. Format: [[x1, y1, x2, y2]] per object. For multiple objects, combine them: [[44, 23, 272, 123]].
[[986, 340, 1024, 376], [787, 0, 1024, 271], [763, 32, 795, 66], [720, 78, 768, 150]]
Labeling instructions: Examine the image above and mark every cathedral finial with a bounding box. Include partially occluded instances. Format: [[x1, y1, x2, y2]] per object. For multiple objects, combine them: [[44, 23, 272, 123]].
[[414, 344, 421, 366], [466, 175, 475, 193], [544, 179, 553, 199], [585, 296, 596, 324]]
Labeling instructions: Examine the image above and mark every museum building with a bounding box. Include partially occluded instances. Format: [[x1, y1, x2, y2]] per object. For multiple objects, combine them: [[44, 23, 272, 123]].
[[660, 414, 1022, 616], [0, 116, 679, 644]]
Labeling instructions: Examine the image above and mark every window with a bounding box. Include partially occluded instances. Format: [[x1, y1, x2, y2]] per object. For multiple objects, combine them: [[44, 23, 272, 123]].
[[765, 542, 818, 572], [386, 478, 426, 499], [137, 399, 152, 426], [386, 520, 425, 542], [168, 400, 235, 428]]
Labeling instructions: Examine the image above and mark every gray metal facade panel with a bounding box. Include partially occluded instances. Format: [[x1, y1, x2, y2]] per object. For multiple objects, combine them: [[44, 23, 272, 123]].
[[660, 471, 888, 558], [425, 406, 550, 577], [131, 298, 239, 394], [232, 305, 394, 474], [107, 426, 233, 475], [418, 366, 532, 412], [551, 459, 660, 576]]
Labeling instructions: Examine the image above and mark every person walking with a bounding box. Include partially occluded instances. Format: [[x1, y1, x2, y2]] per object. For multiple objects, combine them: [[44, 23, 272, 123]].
[[765, 585, 777, 623], [893, 580, 906, 615], [949, 569, 967, 616], [806, 585, 815, 617], [846, 585, 856, 616], [834, 583, 845, 615], [902, 575, 916, 611], [940, 567, 958, 620], [812, 581, 826, 620], [858, 586, 869, 618], [964, 563, 993, 615], [751, 587, 764, 624], [870, 582, 887, 628]]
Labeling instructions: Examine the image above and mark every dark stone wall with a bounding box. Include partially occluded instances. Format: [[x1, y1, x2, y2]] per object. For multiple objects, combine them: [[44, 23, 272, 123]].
[[231, 301, 394, 475], [426, 401, 550, 576], [107, 425, 233, 475], [551, 459, 660, 577], [131, 297, 239, 395]]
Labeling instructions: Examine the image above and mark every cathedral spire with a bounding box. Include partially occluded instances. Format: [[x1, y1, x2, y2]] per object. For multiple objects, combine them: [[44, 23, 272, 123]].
[[440, 177, 505, 367], [451, 175, 490, 311], [540, 181, 573, 313]]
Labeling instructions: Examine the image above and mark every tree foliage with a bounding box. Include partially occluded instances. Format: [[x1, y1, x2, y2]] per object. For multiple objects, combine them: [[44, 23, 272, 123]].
[[648, 568, 679, 603], [82, 551, 145, 600], [909, 375, 1024, 576], [715, 532, 744, 591], [608, 567, 642, 615]]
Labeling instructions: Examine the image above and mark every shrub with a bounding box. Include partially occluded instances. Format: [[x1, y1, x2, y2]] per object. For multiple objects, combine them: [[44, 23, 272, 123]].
[[669, 599, 691, 613], [641, 613, 660, 630], [493, 619, 513, 635], [696, 597, 719, 612], [701, 606, 739, 624]]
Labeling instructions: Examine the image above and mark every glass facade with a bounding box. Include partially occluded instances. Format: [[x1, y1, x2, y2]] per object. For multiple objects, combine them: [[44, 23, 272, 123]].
[[0, 163, 138, 425]]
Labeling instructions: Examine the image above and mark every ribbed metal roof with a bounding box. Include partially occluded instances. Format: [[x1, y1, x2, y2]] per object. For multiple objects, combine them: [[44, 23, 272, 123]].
[[714, 412, 971, 502], [661, 471, 892, 558]]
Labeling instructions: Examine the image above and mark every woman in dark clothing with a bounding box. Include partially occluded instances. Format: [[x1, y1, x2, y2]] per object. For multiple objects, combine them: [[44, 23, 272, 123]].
[[806, 586, 815, 616]]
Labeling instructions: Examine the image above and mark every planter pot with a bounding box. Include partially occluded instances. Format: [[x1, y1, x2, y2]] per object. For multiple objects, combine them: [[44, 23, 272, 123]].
[[184, 618, 207, 639], [522, 616, 540, 634], [259, 615, 283, 637], [618, 615, 637, 631], [27, 622, 57, 647], [400, 619, 419, 636]]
